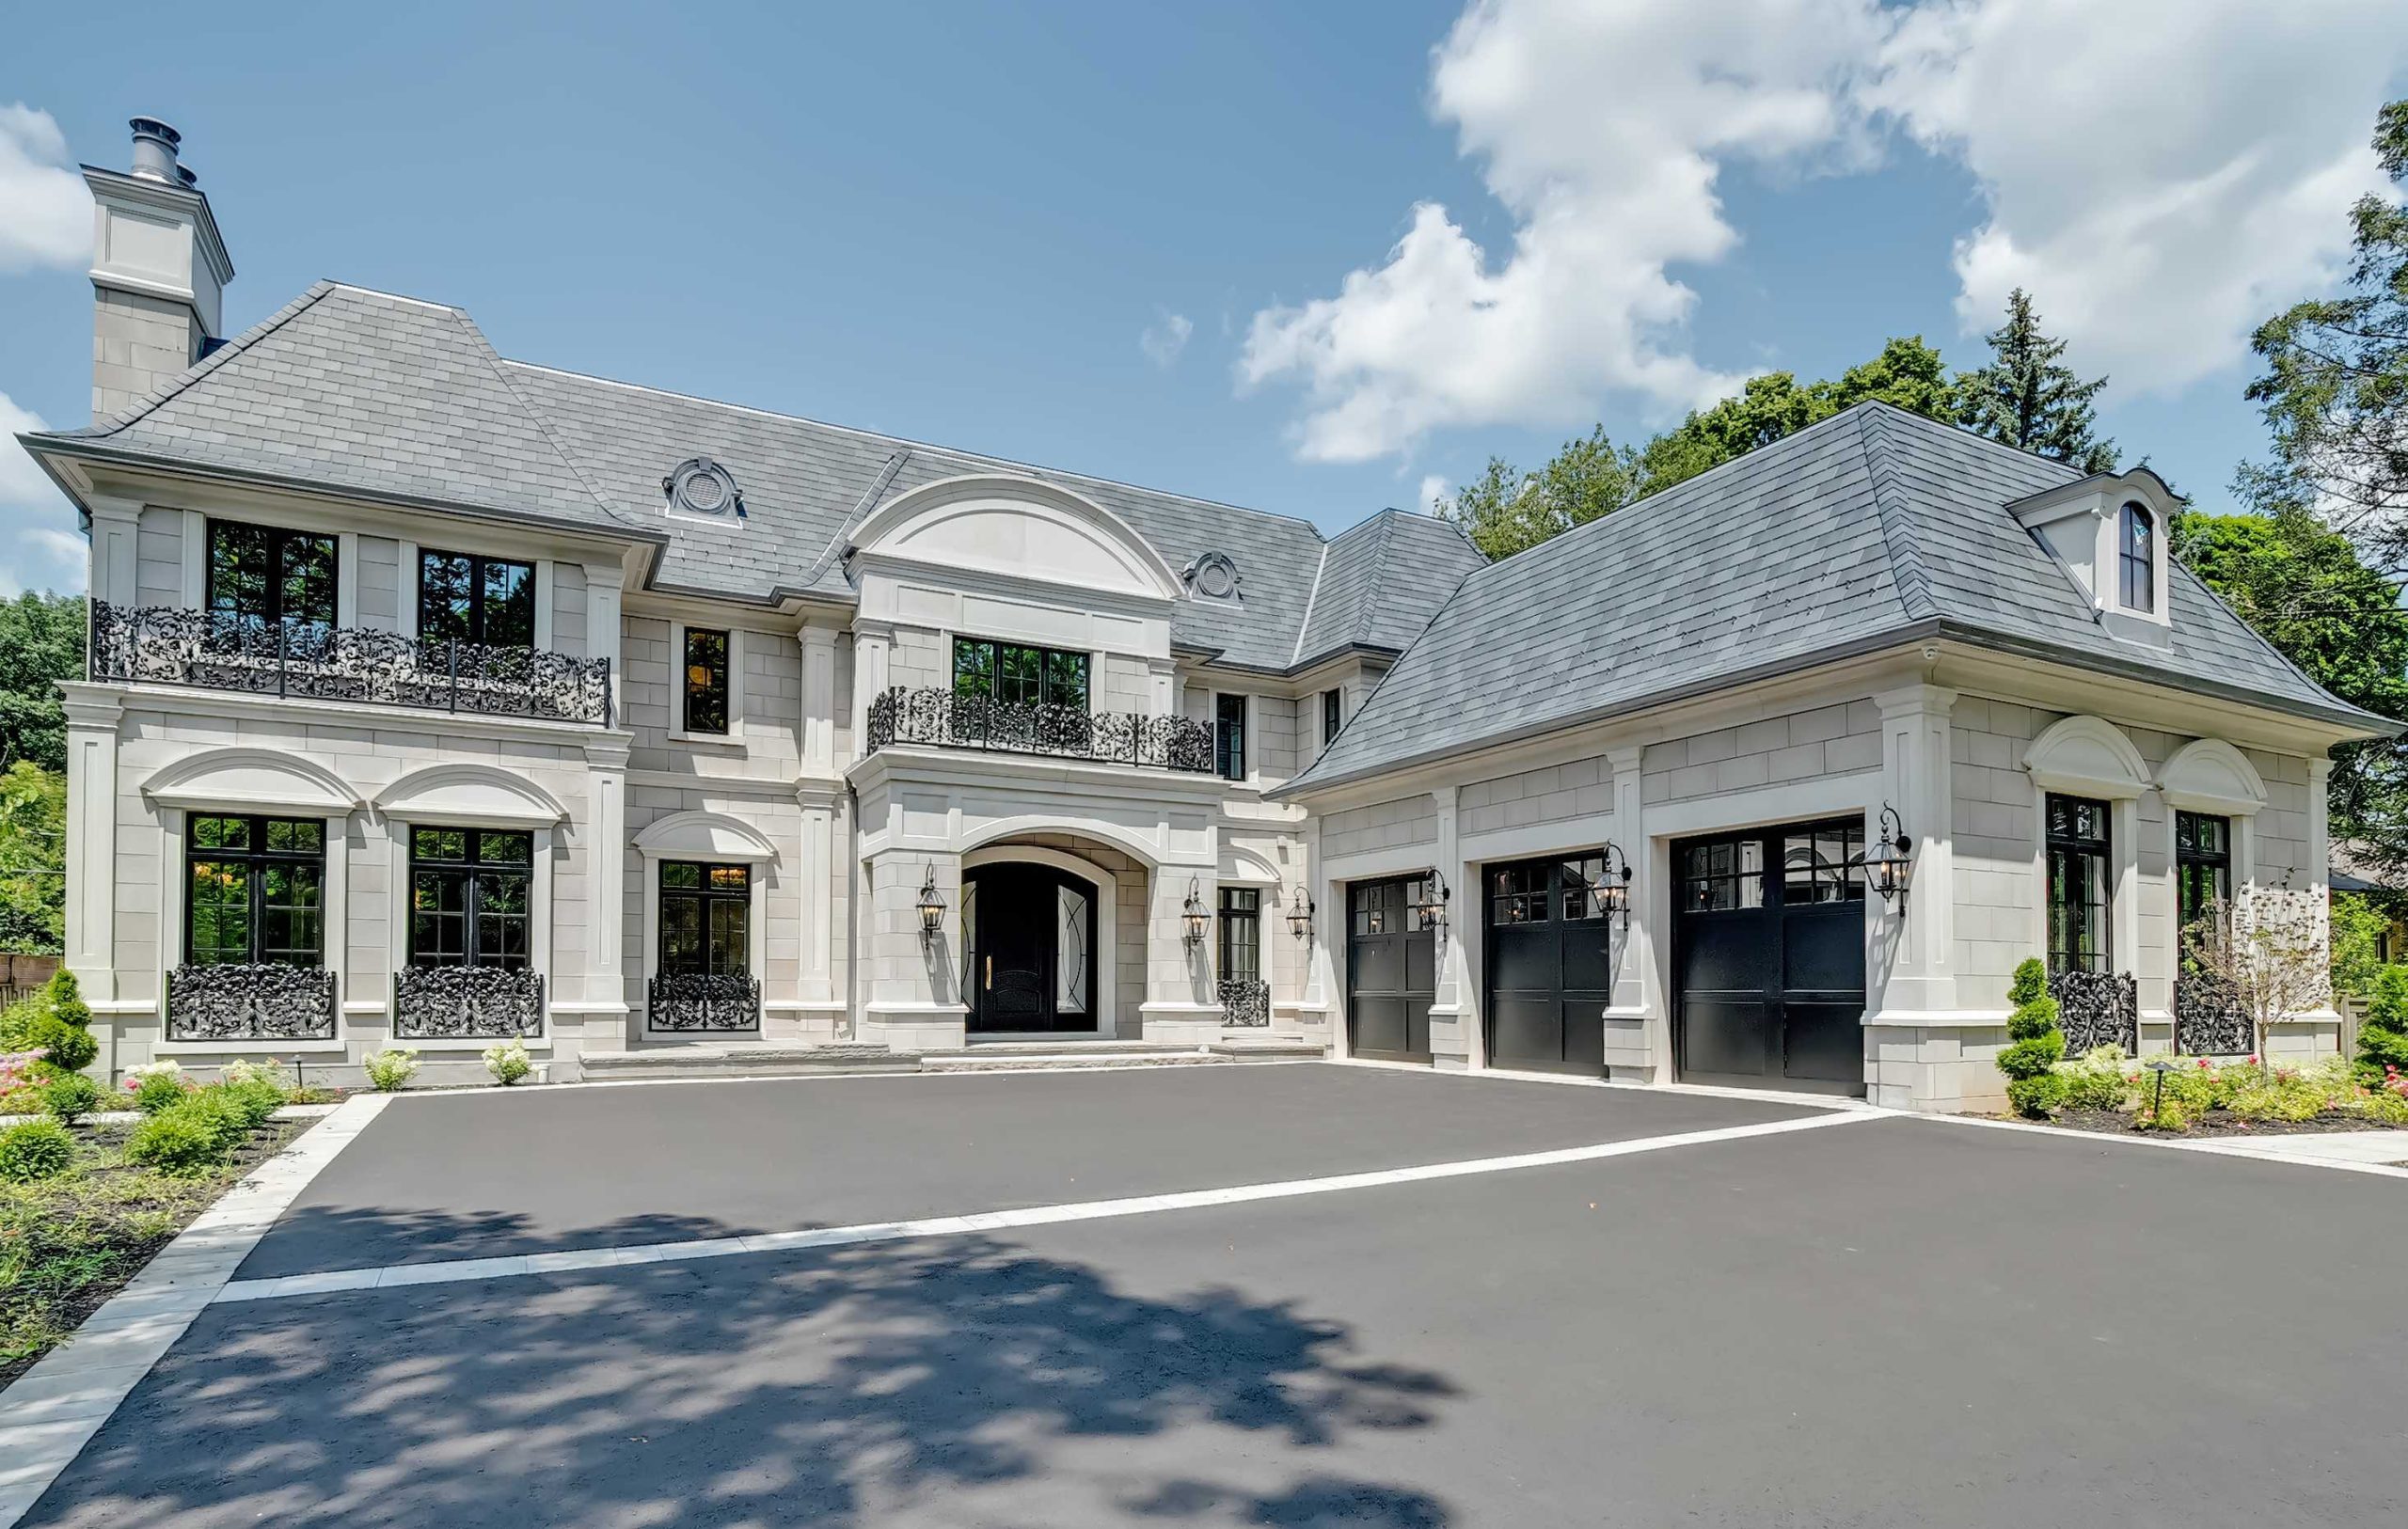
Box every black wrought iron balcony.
[166,962,337,1042]
[88,603,613,725]
[2050,969,2139,1056]
[647,972,761,1032]
[866,686,1214,773]
[1217,977,1271,1028]
[394,964,545,1041]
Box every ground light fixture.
[1856,804,1914,910]
[1182,877,1211,946]
[1412,874,1450,931]
[1288,890,1315,943]
[915,864,946,944]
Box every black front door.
[1671,819,1867,1095]
[964,864,1096,1033]
[1483,853,1614,1075]
[1347,875,1435,1064]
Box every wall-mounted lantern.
[1288,890,1315,943]
[1412,874,1451,931]
[1857,804,1914,910]
[1598,843,1635,927]
[915,864,946,945]
[1182,877,1211,946]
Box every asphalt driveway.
[20,1064,2408,1527]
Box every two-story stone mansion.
[20,121,2392,1111]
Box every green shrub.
[16,971,95,1077]
[40,1070,101,1125]
[2356,964,2408,1085]
[363,1048,420,1092]
[0,1117,75,1182]
[129,1069,188,1114]
[2055,1046,2132,1112]
[483,1037,531,1087]
[124,1102,230,1174]
[1995,958,2066,1117]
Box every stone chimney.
[84,117,235,420]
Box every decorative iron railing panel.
[2173,972,2252,1056]
[1217,978,1271,1028]
[647,972,761,1032]
[395,964,545,1040]
[2051,969,2139,1057]
[866,686,1214,774]
[166,963,338,1042]
[89,603,612,725]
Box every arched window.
[2118,502,2155,612]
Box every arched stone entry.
[959,842,1135,1036]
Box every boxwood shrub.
[0,1117,76,1183]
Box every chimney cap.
[128,117,183,183]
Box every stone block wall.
[1642,701,1881,804]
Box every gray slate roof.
[31,282,1484,675]
[1288,403,2387,795]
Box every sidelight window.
[2046,795,2112,974]
[408,827,532,969]
[186,814,325,967]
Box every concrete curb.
[0,1094,388,1526]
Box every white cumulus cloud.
[1417,473,1451,513]
[0,103,91,273]
[1139,309,1195,368]
[1243,0,2408,460]
[0,392,85,596]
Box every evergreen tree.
[1957,289,2116,472]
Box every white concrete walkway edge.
[214,1107,1885,1305]
[0,1094,389,1528]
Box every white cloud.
[1417,473,1451,513]
[0,392,85,596]
[1243,0,2408,460]
[1139,309,1195,368]
[0,103,90,274]
[1866,0,2405,396]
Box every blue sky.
[4,0,2404,596]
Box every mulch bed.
[1,1116,309,1390]
[2033,1109,2408,1139]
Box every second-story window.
[1215,693,1247,780]
[420,550,535,649]
[2118,503,2155,613]
[207,520,336,631]
[683,628,731,734]
[952,638,1089,711]
[1322,688,1342,751]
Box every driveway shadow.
[33,1223,1462,1528]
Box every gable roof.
[26,282,1484,674]
[1284,402,2389,796]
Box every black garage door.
[1672,819,1867,1095]
[1484,853,1613,1075]
[1347,875,1435,1064]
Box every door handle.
[985,956,992,990]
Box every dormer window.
[2118,502,2155,613]
[1183,551,1242,602]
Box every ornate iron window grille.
[166,963,338,1042]
[2173,971,2252,1056]
[1216,977,1271,1028]
[394,965,545,1041]
[2050,969,2139,1056]
[865,686,1214,773]
[647,971,761,1032]
[87,602,613,726]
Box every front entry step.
[578,1036,1326,1082]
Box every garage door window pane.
[1682,839,1763,911]
[1490,863,1547,925]
[1559,855,1608,922]
[1782,825,1863,905]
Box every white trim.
[2023,715,2153,799]
[533,560,555,654]
[178,508,206,606]
[632,809,781,863]
[397,538,419,638]
[334,531,359,628]
[371,763,569,828]
[140,748,362,815]
[848,473,1188,604]
[2157,738,2268,816]
[960,843,1122,1038]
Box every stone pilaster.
[61,686,125,1004]
[1602,745,1656,1080]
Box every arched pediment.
[141,749,361,815]
[849,474,1185,603]
[2023,716,2152,799]
[1221,843,1282,886]
[372,764,569,828]
[632,810,780,863]
[2158,738,2268,815]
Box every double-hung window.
[659,862,750,976]
[2045,795,2112,974]
[185,814,325,968]
[682,627,731,734]
[407,828,533,969]
[951,638,1089,711]
[1215,694,1247,780]
[420,550,536,648]
[206,520,337,633]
